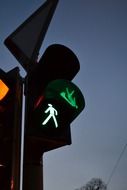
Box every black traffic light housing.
[25,44,84,153]
[25,44,80,109]
[0,67,22,190]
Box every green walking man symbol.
[42,103,58,128]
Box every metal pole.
[23,138,43,190]
[23,160,43,190]
[11,68,23,190]
[22,68,44,190]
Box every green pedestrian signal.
[42,103,58,128]
[31,79,85,145]
[23,44,85,152]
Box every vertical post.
[23,160,43,190]
[23,71,44,190]
[23,138,43,190]
[11,68,23,190]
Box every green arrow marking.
[60,88,78,109]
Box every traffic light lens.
[0,79,9,101]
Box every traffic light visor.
[0,79,9,101]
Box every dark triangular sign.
[4,0,59,71]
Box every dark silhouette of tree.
[75,178,107,190]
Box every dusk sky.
[0,0,127,190]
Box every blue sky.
[0,0,127,190]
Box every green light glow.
[44,79,85,123]
[60,88,78,109]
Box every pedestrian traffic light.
[25,44,85,152]
[0,67,22,190]
[34,79,85,128]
